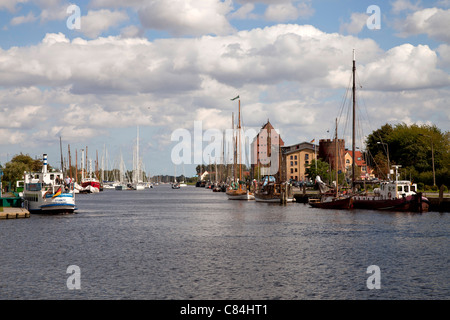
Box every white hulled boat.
[23,154,76,214]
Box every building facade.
[251,120,284,181]
[344,150,374,180]
[281,142,317,182]
[318,138,346,173]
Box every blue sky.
[0,0,449,177]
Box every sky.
[0,0,449,177]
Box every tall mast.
[60,136,64,174]
[352,49,356,192]
[335,118,338,197]
[232,112,236,183]
[238,99,242,191]
[68,144,72,180]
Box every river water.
[1,184,448,300]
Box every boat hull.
[226,190,255,200]
[255,194,294,203]
[309,197,353,209]
[352,194,429,212]
[25,193,76,214]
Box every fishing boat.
[344,50,428,212]
[352,165,429,212]
[255,175,294,203]
[23,154,76,214]
[226,96,255,200]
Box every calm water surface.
[1,185,448,300]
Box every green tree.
[305,159,329,182]
[366,123,449,186]
[2,154,47,190]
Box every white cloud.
[10,11,37,25]
[264,1,314,22]
[229,3,255,20]
[396,7,450,43]
[138,0,235,36]
[391,0,421,14]
[79,9,129,38]
[358,44,450,91]
[339,12,368,35]
[0,0,28,12]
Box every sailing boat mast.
[238,99,242,191]
[335,118,338,197]
[352,49,356,191]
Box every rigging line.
[337,71,353,146]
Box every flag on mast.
[231,95,239,101]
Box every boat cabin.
[375,180,418,199]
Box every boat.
[172,182,180,189]
[226,96,255,200]
[255,175,294,203]
[131,126,146,190]
[23,154,76,214]
[79,149,100,193]
[352,165,429,212]
[308,175,353,209]
[344,50,428,213]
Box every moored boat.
[255,176,294,203]
[23,154,76,214]
[352,166,429,212]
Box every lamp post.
[419,134,436,186]
[377,142,390,179]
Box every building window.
[305,154,309,160]
[305,161,309,165]
[290,155,293,160]
[295,161,297,166]
[290,161,293,166]
[346,159,350,164]
[290,168,294,173]
[294,155,297,160]
[295,168,298,172]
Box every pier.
[0,207,30,219]
[0,192,30,219]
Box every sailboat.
[172,165,180,189]
[131,126,145,190]
[346,50,428,212]
[226,96,255,200]
[115,152,128,190]
[309,119,353,209]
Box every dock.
[0,207,30,219]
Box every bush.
[417,182,424,191]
